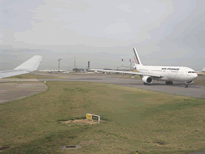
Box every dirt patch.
[62,119,105,124]
[153,141,166,145]
[0,146,10,151]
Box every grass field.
[194,75,205,86]
[194,80,205,86]
[0,82,205,154]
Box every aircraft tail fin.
[133,48,143,66]
[14,55,43,71]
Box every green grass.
[194,73,205,86]
[0,82,205,154]
[194,80,205,86]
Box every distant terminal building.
[38,69,65,73]
[72,61,91,72]
[73,68,88,72]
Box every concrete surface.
[0,81,47,103]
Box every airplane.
[0,55,43,79]
[91,48,198,88]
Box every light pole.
[58,59,62,71]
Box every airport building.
[73,68,88,72]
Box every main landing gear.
[165,81,173,85]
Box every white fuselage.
[136,65,198,82]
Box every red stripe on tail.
[134,56,138,64]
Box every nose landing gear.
[184,81,193,88]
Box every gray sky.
[0,0,204,70]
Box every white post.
[98,116,100,123]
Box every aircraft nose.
[193,73,198,79]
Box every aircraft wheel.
[185,84,188,88]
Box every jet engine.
[142,76,153,84]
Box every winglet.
[14,55,43,71]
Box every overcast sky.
[0,0,204,70]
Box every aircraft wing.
[91,69,161,78]
[0,55,43,79]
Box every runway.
[2,74,204,99]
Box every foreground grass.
[0,82,205,154]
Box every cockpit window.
[188,71,196,73]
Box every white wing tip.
[14,55,43,71]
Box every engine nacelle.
[142,76,153,84]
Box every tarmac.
[1,75,205,99]
[0,79,47,103]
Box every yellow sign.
[86,113,92,120]
[86,113,100,122]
